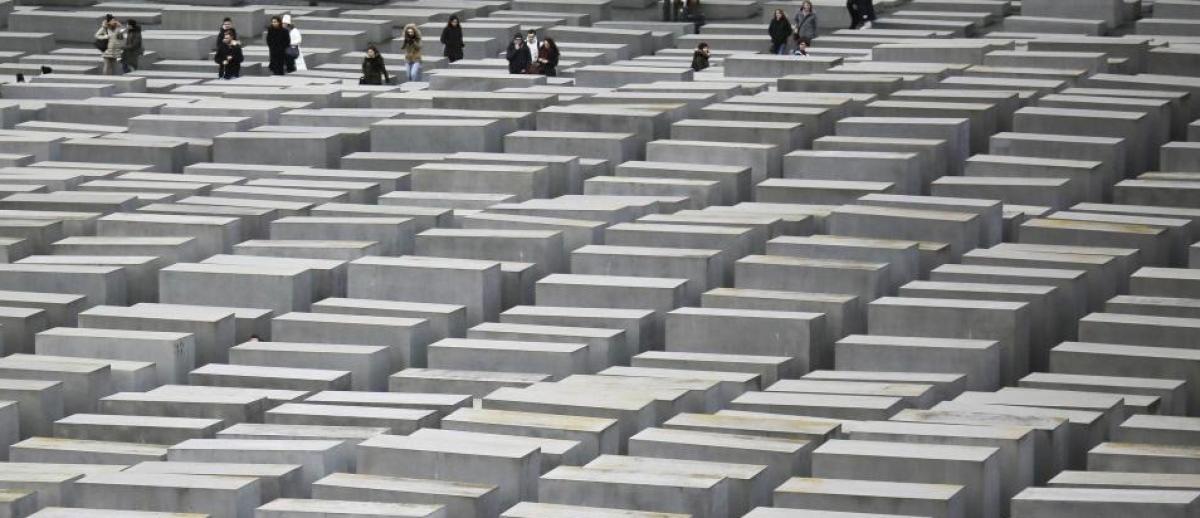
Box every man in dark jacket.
[216,17,237,50]
[505,33,531,74]
[215,32,243,79]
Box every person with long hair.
[440,15,464,63]
[401,24,422,81]
[361,44,389,84]
[536,37,560,77]
[265,16,288,75]
[768,8,793,54]
[794,1,817,46]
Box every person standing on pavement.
[216,17,238,50]
[265,16,289,75]
[768,8,793,54]
[440,15,464,63]
[94,15,125,75]
[849,0,875,29]
[283,14,305,72]
[122,19,143,72]
[524,30,538,63]
[794,1,817,46]
[401,24,422,81]
[215,31,243,79]
[535,37,559,77]
[506,33,531,74]
[360,44,389,84]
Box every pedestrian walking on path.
[441,15,464,63]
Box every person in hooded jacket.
[215,31,243,79]
[505,33,531,74]
[440,15,464,63]
[361,44,389,85]
[768,9,793,54]
[122,19,143,72]
[691,42,710,72]
[265,16,289,75]
[401,24,422,81]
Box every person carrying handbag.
[283,14,305,72]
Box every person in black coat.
[535,37,560,77]
[361,44,389,85]
[216,17,238,50]
[265,16,289,75]
[215,32,243,79]
[768,9,793,54]
[440,15,464,63]
[848,0,875,29]
[691,42,710,72]
[122,19,143,73]
[505,33,531,74]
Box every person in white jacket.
[282,14,306,72]
[524,30,538,64]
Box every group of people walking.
[505,31,560,76]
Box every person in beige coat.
[401,24,422,82]
[94,15,126,75]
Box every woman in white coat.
[282,14,306,72]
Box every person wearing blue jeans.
[406,61,421,82]
[401,24,422,82]
[768,8,793,54]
